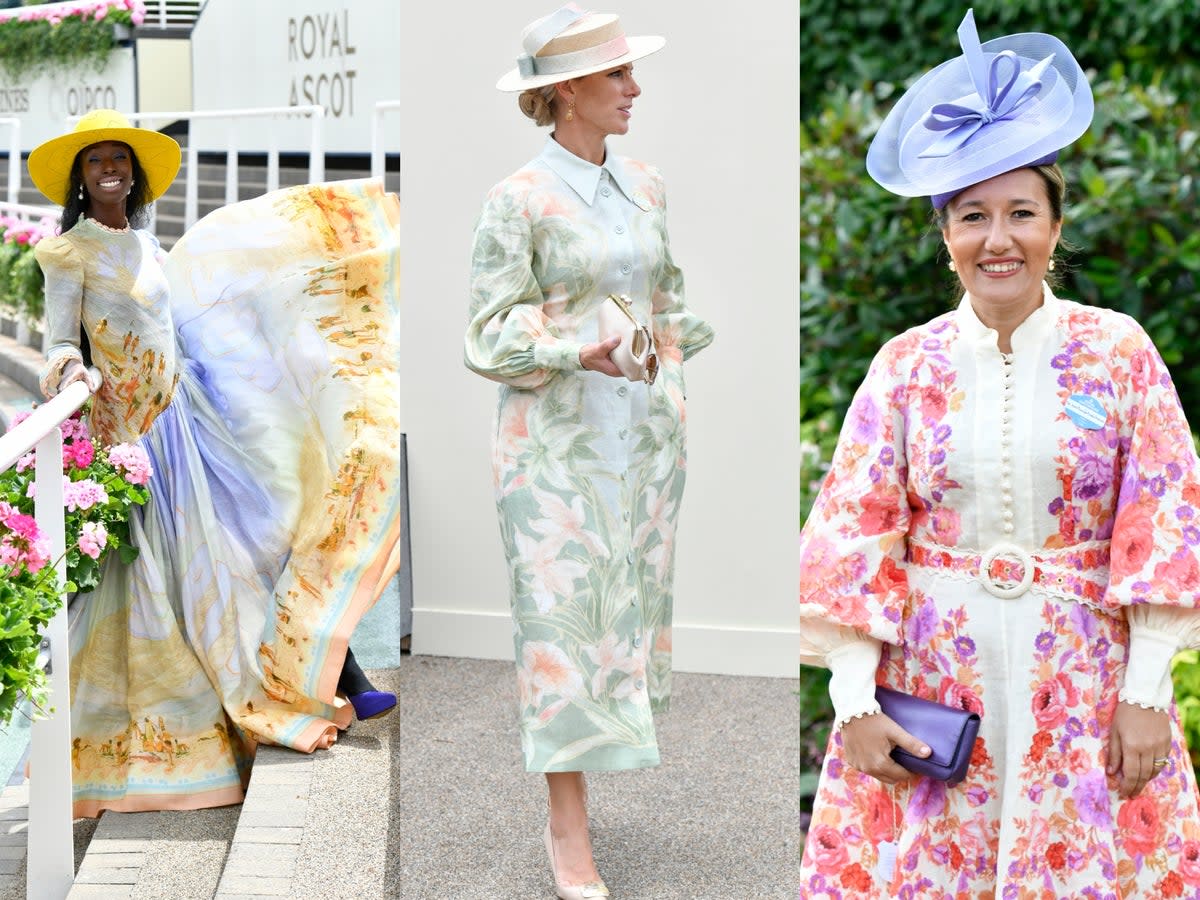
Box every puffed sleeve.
[33,235,84,396]
[1100,319,1200,709]
[648,175,714,364]
[464,182,585,388]
[799,334,915,648]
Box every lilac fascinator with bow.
[866,8,1093,208]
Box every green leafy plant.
[1,406,151,595]
[0,0,144,80]
[0,215,55,326]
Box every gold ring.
[1152,757,1169,768]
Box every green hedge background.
[800,0,1200,811]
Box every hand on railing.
[46,360,100,400]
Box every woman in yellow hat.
[26,109,402,816]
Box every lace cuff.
[826,638,883,728]
[1119,627,1178,712]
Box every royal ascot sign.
[0,47,135,152]
[191,0,400,155]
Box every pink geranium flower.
[63,478,109,512]
[78,522,107,560]
[107,444,153,485]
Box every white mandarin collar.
[539,136,637,206]
[955,282,1060,353]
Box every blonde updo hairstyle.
[518,85,559,127]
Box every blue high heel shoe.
[348,690,396,720]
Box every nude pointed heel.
[543,822,610,899]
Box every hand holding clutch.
[597,293,658,385]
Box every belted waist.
[906,539,1110,604]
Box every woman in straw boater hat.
[27,109,402,816]
[799,9,1200,896]
[464,6,713,898]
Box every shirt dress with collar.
[465,136,713,772]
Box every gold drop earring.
[566,101,575,122]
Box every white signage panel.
[0,48,136,152]
[191,0,400,155]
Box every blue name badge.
[1065,393,1108,430]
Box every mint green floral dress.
[465,137,713,772]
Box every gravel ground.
[396,655,800,899]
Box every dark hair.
[60,142,152,233]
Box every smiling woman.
[465,6,714,898]
[799,9,1200,898]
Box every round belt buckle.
[979,542,1034,599]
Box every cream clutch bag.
[598,293,658,385]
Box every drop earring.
[566,101,575,122]
[947,260,956,272]
[78,185,84,200]
[1048,259,1056,271]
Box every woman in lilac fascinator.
[799,9,1200,896]
[465,5,713,899]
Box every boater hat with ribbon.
[496,4,664,92]
[866,9,1093,209]
[28,108,181,207]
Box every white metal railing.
[100,107,325,230]
[142,0,206,29]
[370,100,400,184]
[0,374,99,900]
[0,119,20,205]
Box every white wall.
[399,1,798,677]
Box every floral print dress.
[465,137,713,772]
[37,181,402,816]
[799,287,1200,898]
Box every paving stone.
[77,852,146,869]
[215,874,293,895]
[236,808,307,828]
[242,785,310,802]
[80,838,154,853]
[66,885,133,898]
[0,858,17,875]
[0,847,23,860]
[71,867,140,884]
[228,826,302,845]
[0,833,26,846]
[247,768,312,785]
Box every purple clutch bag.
[875,686,981,787]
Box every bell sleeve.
[33,235,84,396]
[800,334,914,651]
[648,175,714,364]
[1100,318,1200,710]
[464,183,584,389]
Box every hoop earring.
[566,101,575,122]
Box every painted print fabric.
[798,287,1200,898]
[37,180,402,816]
[465,137,713,772]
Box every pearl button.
[632,636,642,648]
[622,511,630,521]
[1002,493,1012,504]
[618,428,628,439]
[626,551,634,564]
[617,385,628,397]
[615,224,625,234]
[1003,510,1014,520]
[601,187,612,197]
[1003,523,1015,534]
[620,263,632,274]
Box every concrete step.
[0,666,397,898]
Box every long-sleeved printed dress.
[799,287,1200,898]
[465,137,713,772]
[36,180,402,816]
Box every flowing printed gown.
[35,179,401,816]
[799,287,1200,899]
[465,137,713,772]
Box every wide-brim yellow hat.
[28,109,181,206]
